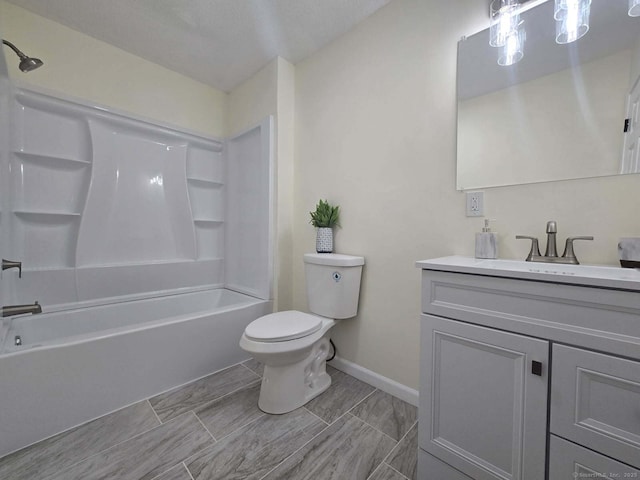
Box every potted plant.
[309,199,340,253]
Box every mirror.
[456,0,640,190]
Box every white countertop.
[416,256,640,292]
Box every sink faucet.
[516,221,593,265]
[2,301,42,317]
[544,221,558,257]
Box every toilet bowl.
[240,311,335,414]
[240,253,364,414]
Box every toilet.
[239,253,365,414]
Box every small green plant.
[309,199,340,228]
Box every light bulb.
[555,0,591,44]
[490,0,521,47]
[498,25,525,66]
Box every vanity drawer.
[551,344,640,469]
[421,270,640,361]
[549,435,640,478]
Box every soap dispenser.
[475,219,498,259]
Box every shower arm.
[2,39,28,59]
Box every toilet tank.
[303,253,365,319]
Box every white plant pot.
[316,228,333,253]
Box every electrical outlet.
[466,191,484,217]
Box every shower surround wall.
[6,87,271,308]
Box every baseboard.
[328,356,419,407]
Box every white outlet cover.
[466,191,484,217]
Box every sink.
[416,256,640,291]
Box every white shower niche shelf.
[11,154,91,213]
[186,144,223,182]
[14,151,91,166]
[187,180,224,222]
[5,88,274,307]
[194,221,225,261]
[13,93,92,162]
[13,211,82,217]
[13,210,81,269]
[187,177,224,186]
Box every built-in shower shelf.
[14,151,91,166]
[193,218,224,224]
[22,266,76,273]
[14,210,82,219]
[187,177,223,187]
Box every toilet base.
[257,335,332,414]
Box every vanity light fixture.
[554,0,592,44]
[489,0,639,66]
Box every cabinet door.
[419,314,549,480]
[549,435,640,478]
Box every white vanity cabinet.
[417,257,640,480]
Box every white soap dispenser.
[475,219,498,259]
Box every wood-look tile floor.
[0,362,418,480]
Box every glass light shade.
[555,0,591,44]
[490,0,521,47]
[630,0,640,17]
[498,25,525,66]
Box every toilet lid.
[244,311,323,342]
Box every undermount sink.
[416,256,640,292]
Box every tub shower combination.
[0,87,274,457]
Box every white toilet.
[239,253,365,414]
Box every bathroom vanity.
[416,256,640,479]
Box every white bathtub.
[0,288,272,457]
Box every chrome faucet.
[2,301,42,317]
[516,221,593,265]
[544,221,558,257]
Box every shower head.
[2,39,43,72]
[18,56,44,72]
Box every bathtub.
[0,288,272,457]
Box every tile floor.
[0,361,418,480]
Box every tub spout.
[2,301,41,317]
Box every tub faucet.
[2,301,42,317]
[516,221,593,265]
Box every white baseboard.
[328,356,419,407]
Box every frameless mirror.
[456,0,640,190]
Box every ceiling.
[7,0,392,92]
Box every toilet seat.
[244,311,323,342]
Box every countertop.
[416,256,640,292]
